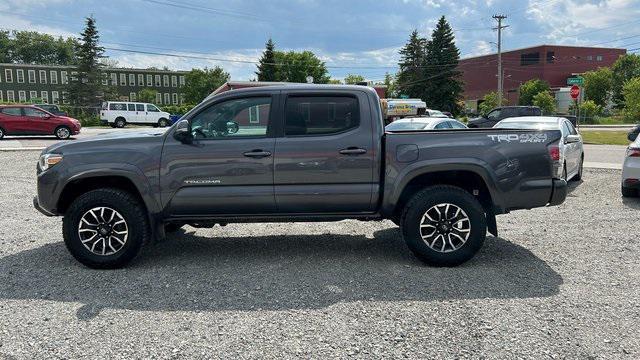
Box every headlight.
[39,154,63,171]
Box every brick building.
[0,63,187,106]
[458,45,626,110]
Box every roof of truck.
[210,84,380,96]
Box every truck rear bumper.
[548,179,567,206]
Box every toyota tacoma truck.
[34,85,567,269]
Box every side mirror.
[628,132,638,142]
[44,114,51,119]
[565,134,581,144]
[173,119,192,143]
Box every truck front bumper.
[548,179,567,206]
[33,196,56,216]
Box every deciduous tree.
[183,67,230,104]
[518,79,550,106]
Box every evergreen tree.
[422,16,463,115]
[67,16,105,114]
[256,38,278,81]
[396,30,427,99]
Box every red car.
[0,105,81,140]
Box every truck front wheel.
[400,185,486,267]
[62,188,150,269]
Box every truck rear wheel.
[400,185,486,267]
[62,188,149,269]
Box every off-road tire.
[401,185,486,267]
[62,188,149,269]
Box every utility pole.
[493,14,508,106]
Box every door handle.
[243,150,272,158]
[339,147,367,155]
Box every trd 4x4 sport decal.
[487,133,548,143]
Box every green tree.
[138,88,158,103]
[67,17,105,113]
[612,54,640,107]
[422,16,463,115]
[255,38,278,82]
[273,50,330,83]
[532,91,556,115]
[375,72,397,98]
[7,30,77,65]
[623,77,640,121]
[396,30,427,99]
[478,92,505,116]
[0,30,11,63]
[343,74,366,84]
[518,79,550,106]
[578,100,603,123]
[184,66,230,104]
[583,67,613,107]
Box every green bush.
[532,91,556,115]
[161,104,195,115]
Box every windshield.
[386,121,429,131]
[494,121,558,130]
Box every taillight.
[548,145,560,161]
[626,147,640,157]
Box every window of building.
[163,75,169,87]
[41,91,48,103]
[18,90,26,102]
[180,93,185,104]
[130,92,137,102]
[61,71,68,84]
[164,93,170,104]
[101,73,108,85]
[52,91,59,104]
[190,97,272,139]
[156,92,162,104]
[179,75,185,86]
[129,73,136,86]
[29,90,37,100]
[62,91,69,104]
[5,69,13,83]
[520,52,540,66]
[596,55,603,61]
[138,74,144,86]
[284,96,359,136]
[587,55,593,61]
[172,93,178,105]
[0,91,3,102]
[171,75,177,87]
[120,73,127,86]
[147,74,153,86]
[17,69,24,83]
[7,90,15,102]
[546,51,555,64]
[155,75,161,87]
[50,71,58,84]
[39,70,47,84]
[28,70,36,83]
[110,73,117,85]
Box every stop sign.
[570,85,580,99]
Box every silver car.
[494,116,584,181]
[386,117,467,131]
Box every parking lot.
[0,151,637,358]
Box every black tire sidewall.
[159,118,168,127]
[55,126,71,140]
[401,186,486,267]
[0,127,4,139]
[62,189,147,268]
[115,118,126,128]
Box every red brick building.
[458,45,626,108]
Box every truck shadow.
[0,227,562,319]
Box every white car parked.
[494,116,584,181]
[100,102,171,128]
[621,132,640,197]
[385,117,467,131]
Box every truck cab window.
[285,96,359,136]
[189,97,271,139]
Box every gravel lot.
[0,151,638,359]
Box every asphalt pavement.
[0,151,638,358]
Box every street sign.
[570,85,580,99]
[567,77,584,86]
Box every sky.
[1,0,639,81]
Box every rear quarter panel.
[383,129,562,215]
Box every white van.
[100,102,171,128]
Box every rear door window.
[109,103,127,111]
[127,104,136,111]
[1,107,22,116]
[284,96,359,136]
[136,104,145,111]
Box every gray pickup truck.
[34,85,567,269]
